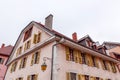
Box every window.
[19,57,27,69]
[85,75,89,80]
[81,53,86,64]
[65,47,74,61]
[24,40,31,51]
[16,46,22,56]
[69,48,74,61]
[92,56,96,67]
[16,77,23,80]
[66,72,76,80]
[31,51,40,66]
[23,27,33,41]
[33,32,41,44]
[0,58,4,64]
[110,62,117,73]
[10,61,17,73]
[27,74,38,80]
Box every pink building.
[0,44,13,80]
[4,14,120,80]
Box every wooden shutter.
[74,50,78,63]
[27,75,30,80]
[90,76,95,80]
[35,74,38,80]
[106,61,110,71]
[81,75,85,80]
[66,72,70,80]
[65,46,70,61]
[95,57,99,68]
[37,32,41,43]
[19,59,22,69]
[31,54,35,66]
[24,43,27,51]
[100,59,105,70]
[86,54,91,66]
[36,51,40,64]
[78,51,82,64]
[24,57,27,68]
[33,34,37,44]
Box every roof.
[77,35,94,43]
[0,45,13,56]
[103,41,120,46]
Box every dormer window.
[23,27,33,42]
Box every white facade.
[4,17,120,80]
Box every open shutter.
[35,74,38,80]
[33,34,37,44]
[24,43,27,51]
[81,75,85,80]
[36,51,40,64]
[74,50,78,63]
[78,51,82,64]
[24,57,27,68]
[37,32,41,43]
[66,72,70,80]
[31,54,34,66]
[100,59,105,70]
[19,59,22,69]
[27,75,30,80]
[95,57,99,68]
[65,46,70,61]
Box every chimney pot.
[72,32,77,41]
[1,43,5,48]
[45,14,53,30]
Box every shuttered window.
[66,72,76,80]
[86,54,93,66]
[33,32,41,44]
[27,74,38,80]
[31,51,40,66]
[110,62,117,73]
[10,61,17,73]
[81,53,86,64]
[16,46,22,56]
[24,40,31,51]
[19,57,27,69]
[16,77,23,80]
[95,57,99,68]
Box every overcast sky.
[0,0,120,46]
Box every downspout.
[51,38,65,80]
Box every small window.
[10,61,17,73]
[27,74,38,80]
[23,27,33,41]
[31,51,40,66]
[0,58,4,64]
[19,57,27,69]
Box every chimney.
[1,43,5,48]
[72,32,77,41]
[45,14,53,30]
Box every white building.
[5,14,120,80]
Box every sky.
[0,0,120,46]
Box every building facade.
[5,15,120,80]
[0,44,13,80]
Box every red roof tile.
[0,45,13,56]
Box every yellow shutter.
[78,74,83,80]
[66,72,70,80]
[27,75,30,80]
[35,74,38,80]
[19,59,22,69]
[86,54,91,66]
[74,50,78,63]
[65,46,70,61]
[33,34,37,44]
[31,54,34,66]
[81,75,85,80]
[78,51,82,64]
[95,57,99,68]
[100,59,105,70]
[106,61,110,71]
[10,64,13,73]
[24,57,27,68]
[37,32,41,43]
[90,76,95,80]
[24,43,27,51]
[28,40,31,49]
[36,51,40,64]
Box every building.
[0,44,13,80]
[5,14,120,80]
[103,42,120,72]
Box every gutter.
[51,38,65,80]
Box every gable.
[7,21,54,65]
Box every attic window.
[23,27,33,41]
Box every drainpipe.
[51,38,65,80]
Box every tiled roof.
[0,45,13,56]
